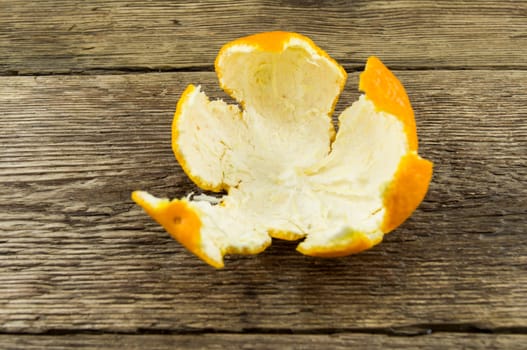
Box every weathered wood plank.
[1,0,527,74]
[0,71,526,333]
[1,333,527,350]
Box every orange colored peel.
[133,32,433,268]
[360,56,418,151]
[381,153,433,233]
[216,31,343,67]
[219,31,299,53]
[268,229,305,241]
[297,231,379,258]
[131,191,223,268]
[358,57,433,233]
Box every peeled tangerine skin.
[132,32,433,268]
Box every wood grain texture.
[1,333,527,350]
[0,71,525,334]
[2,0,527,75]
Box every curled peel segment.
[360,56,418,151]
[132,191,224,268]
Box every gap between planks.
[1,333,526,350]
[2,324,527,337]
[3,64,527,77]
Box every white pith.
[143,39,409,266]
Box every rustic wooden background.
[1,1,526,349]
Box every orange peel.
[132,32,433,268]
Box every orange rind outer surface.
[359,56,433,233]
[360,56,418,151]
[131,191,224,268]
[381,153,433,233]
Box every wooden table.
[1,1,526,348]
